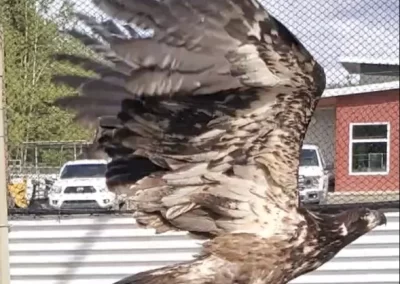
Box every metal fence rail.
[1,0,399,213]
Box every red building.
[304,58,399,193]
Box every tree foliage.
[1,0,94,167]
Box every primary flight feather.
[52,0,387,283]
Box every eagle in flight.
[52,0,387,283]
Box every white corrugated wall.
[7,211,399,284]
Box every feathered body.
[52,0,387,283]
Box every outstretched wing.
[53,0,325,238]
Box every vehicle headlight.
[51,185,63,194]
[300,176,320,189]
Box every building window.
[349,123,390,175]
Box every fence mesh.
[1,0,399,215]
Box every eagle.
[51,0,388,283]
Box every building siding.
[335,90,399,192]
[7,212,400,284]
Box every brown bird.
[52,0,388,283]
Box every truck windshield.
[300,149,320,167]
[60,164,107,179]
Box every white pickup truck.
[48,159,117,210]
[298,144,330,205]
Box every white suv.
[48,159,116,210]
[298,144,330,205]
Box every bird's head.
[301,207,387,267]
[291,208,387,279]
[336,208,387,239]
[305,207,387,250]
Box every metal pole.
[0,25,11,284]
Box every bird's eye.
[365,211,370,217]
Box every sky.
[50,0,399,88]
[263,0,399,87]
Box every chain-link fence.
[1,0,399,215]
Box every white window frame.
[348,122,390,176]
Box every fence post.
[0,25,11,284]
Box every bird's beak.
[378,211,387,226]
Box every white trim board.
[348,122,391,176]
[323,81,399,98]
[338,56,400,66]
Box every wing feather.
[53,0,325,238]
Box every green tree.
[1,0,93,168]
